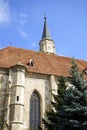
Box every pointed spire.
[39,16,56,54]
[42,16,51,39]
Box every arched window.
[30,91,41,130]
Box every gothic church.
[0,17,87,130]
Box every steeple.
[42,16,51,39]
[39,16,56,54]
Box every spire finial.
[44,14,47,21]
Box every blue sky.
[0,0,87,60]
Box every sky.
[0,0,87,60]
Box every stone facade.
[0,63,57,130]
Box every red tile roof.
[0,46,87,76]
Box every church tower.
[39,16,56,54]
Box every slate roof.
[0,46,87,77]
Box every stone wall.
[0,68,58,130]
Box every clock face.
[47,45,53,53]
[47,45,52,50]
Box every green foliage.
[0,121,4,130]
[42,59,87,130]
[56,59,87,130]
[0,117,9,130]
[42,76,67,130]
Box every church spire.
[42,16,51,39]
[39,16,56,54]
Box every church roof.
[0,46,87,77]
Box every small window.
[29,59,33,66]
[17,96,19,101]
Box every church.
[0,17,87,130]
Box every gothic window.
[30,91,41,130]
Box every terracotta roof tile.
[0,46,87,76]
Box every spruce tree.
[0,120,4,130]
[42,59,87,130]
[42,76,67,130]
[0,115,9,130]
[57,59,87,130]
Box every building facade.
[0,17,87,130]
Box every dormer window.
[28,59,33,67]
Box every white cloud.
[17,13,29,39]
[19,13,28,18]
[31,42,37,47]
[18,13,28,26]
[0,0,10,23]
[18,29,29,38]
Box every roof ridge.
[0,46,87,63]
